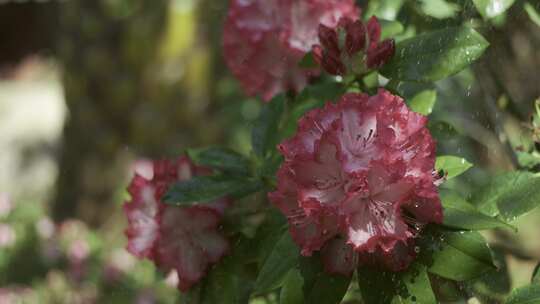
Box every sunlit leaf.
[381,27,489,82]
[435,156,473,179]
[426,231,495,281]
[473,0,516,18]
[474,171,540,222]
[532,263,540,284]
[420,0,460,19]
[365,0,405,20]
[409,90,437,115]
[380,19,404,39]
[440,190,514,231]
[525,2,540,27]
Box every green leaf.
[435,155,473,179]
[409,90,437,115]
[280,269,305,304]
[400,263,437,304]
[469,247,511,303]
[254,232,299,294]
[525,2,540,27]
[358,263,435,304]
[532,263,540,284]
[506,284,540,304]
[163,175,262,206]
[299,52,318,69]
[381,27,489,82]
[473,0,516,18]
[187,147,250,175]
[426,231,495,281]
[474,171,540,222]
[299,256,351,304]
[440,190,514,231]
[380,19,404,40]
[252,94,286,158]
[420,0,460,19]
[365,0,405,20]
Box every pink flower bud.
[367,39,395,69]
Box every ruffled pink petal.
[273,89,441,274]
[124,180,159,259]
[155,206,229,292]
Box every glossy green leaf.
[474,171,540,222]
[427,231,495,281]
[525,2,540,27]
[435,156,473,179]
[409,90,437,115]
[280,269,305,304]
[254,232,299,294]
[380,19,404,39]
[473,0,516,18]
[163,175,262,205]
[187,147,250,175]
[506,284,540,304]
[420,0,460,19]
[381,27,489,82]
[440,190,513,231]
[300,256,351,304]
[252,94,286,158]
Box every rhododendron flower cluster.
[124,156,230,291]
[269,89,443,275]
[223,0,359,101]
[312,16,395,76]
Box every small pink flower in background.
[0,224,16,248]
[269,89,442,275]
[223,0,359,101]
[124,156,230,291]
[35,217,55,239]
[0,194,12,218]
[312,16,395,76]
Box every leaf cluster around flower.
[312,16,395,76]
[269,89,443,275]
[123,156,230,291]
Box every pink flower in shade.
[269,89,443,276]
[312,16,395,76]
[124,156,230,292]
[223,0,360,101]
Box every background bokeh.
[0,0,539,303]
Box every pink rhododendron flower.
[269,89,442,275]
[312,16,395,76]
[124,156,230,291]
[223,0,359,101]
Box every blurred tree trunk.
[52,1,229,227]
[52,1,169,226]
